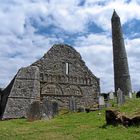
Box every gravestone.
[109,91,114,100]
[117,88,125,105]
[42,98,53,119]
[69,96,77,112]
[26,101,42,121]
[52,100,59,116]
[129,92,132,99]
[26,98,59,121]
[98,96,105,109]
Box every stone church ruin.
[0,44,100,119]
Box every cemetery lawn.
[0,98,140,140]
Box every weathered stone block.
[16,66,40,80]
[3,98,31,119]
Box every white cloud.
[74,33,140,92]
[125,38,140,91]
[74,33,113,92]
[0,0,140,93]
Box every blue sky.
[0,0,140,92]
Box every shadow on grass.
[98,124,108,129]
[99,123,120,129]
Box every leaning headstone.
[26,101,42,121]
[69,96,77,112]
[98,96,105,109]
[42,98,53,119]
[109,91,114,100]
[52,100,59,117]
[117,88,125,105]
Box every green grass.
[0,98,140,140]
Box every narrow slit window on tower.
[66,62,69,75]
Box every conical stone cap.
[111,10,120,21]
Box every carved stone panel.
[65,85,82,96]
[41,84,63,95]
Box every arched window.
[66,62,69,75]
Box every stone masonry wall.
[32,44,100,108]
[2,44,99,119]
[2,66,40,119]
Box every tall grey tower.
[111,10,132,95]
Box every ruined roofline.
[42,44,82,59]
[32,44,99,81]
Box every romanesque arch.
[65,85,82,96]
[41,83,63,95]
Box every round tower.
[111,10,132,95]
